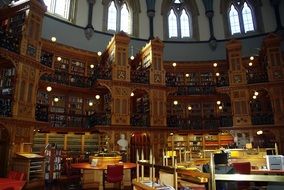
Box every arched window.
[120,3,129,33]
[103,0,141,37]
[168,9,178,38]
[229,5,241,34]
[162,0,199,40]
[107,1,117,31]
[180,9,190,38]
[43,0,75,22]
[242,2,254,33]
[221,0,261,37]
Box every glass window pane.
[54,0,70,19]
[44,0,53,12]
[120,3,129,33]
[107,1,117,31]
[242,2,254,33]
[180,9,190,38]
[168,9,178,38]
[229,5,241,34]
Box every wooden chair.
[7,171,26,181]
[232,162,251,190]
[103,164,124,190]
[59,161,82,190]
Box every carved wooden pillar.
[263,34,284,125]
[140,38,166,126]
[9,0,46,120]
[226,39,251,126]
[263,34,284,82]
[106,32,131,125]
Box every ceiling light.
[130,92,134,97]
[250,56,254,61]
[95,95,100,100]
[185,73,189,77]
[90,64,94,68]
[216,101,221,105]
[216,72,220,76]
[257,130,263,135]
[130,55,134,60]
[57,57,61,61]
[89,102,93,106]
[54,97,59,102]
[254,91,259,96]
[249,62,253,66]
[253,95,257,99]
[187,106,192,110]
[173,100,178,105]
[213,63,218,67]
[97,51,102,56]
[172,62,177,67]
[218,106,223,110]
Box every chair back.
[7,170,26,181]
[106,164,124,183]
[232,162,251,174]
[232,162,251,189]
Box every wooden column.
[263,34,284,125]
[105,32,131,125]
[226,39,251,126]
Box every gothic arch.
[161,0,200,40]
[102,0,141,37]
[220,0,264,38]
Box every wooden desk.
[0,178,26,190]
[251,170,284,175]
[71,162,136,190]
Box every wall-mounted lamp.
[95,95,100,100]
[187,105,192,110]
[46,86,52,92]
[51,37,56,42]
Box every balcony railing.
[251,113,274,125]
[131,113,149,126]
[131,70,149,84]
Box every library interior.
[0,0,284,190]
